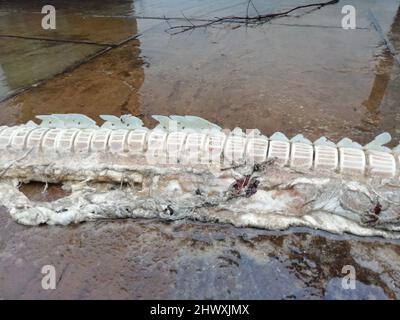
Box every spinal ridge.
[0,114,399,178]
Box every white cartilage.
[337,138,362,150]
[314,145,338,171]
[0,127,20,149]
[396,154,400,177]
[0,126,7,137]
[11,127,37,150]
[223,134,246,165]
[364,132,392,153]
[147,130,168,162]
[126,129,148,153]
[55,129,79,153]
[182,115,221,131]
[148,131,167,150]
[169,115,187,131]
[52,114,97,129]
[290,143,314,169]
[339,147,366,175]
[36,115,64,128]
[184,132,207,163]
[367,150,396,178]
[167,131,187,163]
[74,129,96,153]
[26,128,50,150]
[291,134,312,145]
[268,140,290,166]
[91,129,111,152]
[152,115,172,131]
[42,129,63,152]
[101,115,143,130]
[245,136,269,164]
[204,132,227,164]
[108,129,129,153]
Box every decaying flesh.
[1,148,400,239]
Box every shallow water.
[0,0,400,299]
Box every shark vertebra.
[0,114,399,238]
[0,114,398,178]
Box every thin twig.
[246,0,251,21]
[251,0,261,17]
[167,0,339,34]
[164,15,173,29]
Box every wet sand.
[2,202,400,300]
[1,0,400,299]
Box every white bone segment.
[52,114,97,129]
[270,132,289,142]
[0,127,20,148]
[167,131,187,163]
[126,129,148,153]
[101,115,143,130]
[11,127,37,150]
[245,136,269,164]
[26,128,50,150]
[2,113,400,179]
[42,129,63,152]
[396,154,400,177]
[268,140,290,166]
[204,132,227,163]
[120,115,143,129]
[74,129,96,153]
[337,138,362,149]
[147,130,168,162]
[36,115,64,128]
[100,115,122,129]
[184,115,222,131]
[339,147,366,175]
[314,145,338,171]
[108,129,129,153]
[0,126,8,138]
[91,129,111,152]
[290,143,314,169]
[148,131,167,150]
[152,115,171,130]
[314,136,336,148]
[169,115,187,131]
[56,128,79,153]
[291,134,312,145]
[184,132,207,162]
[364,132,392,152]
[223,134,246,165]
[367,151,396,178]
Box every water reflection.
[362,5,400,131]
[1,0,400,144]
[0,64,10,99]
[0,0,140,101]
